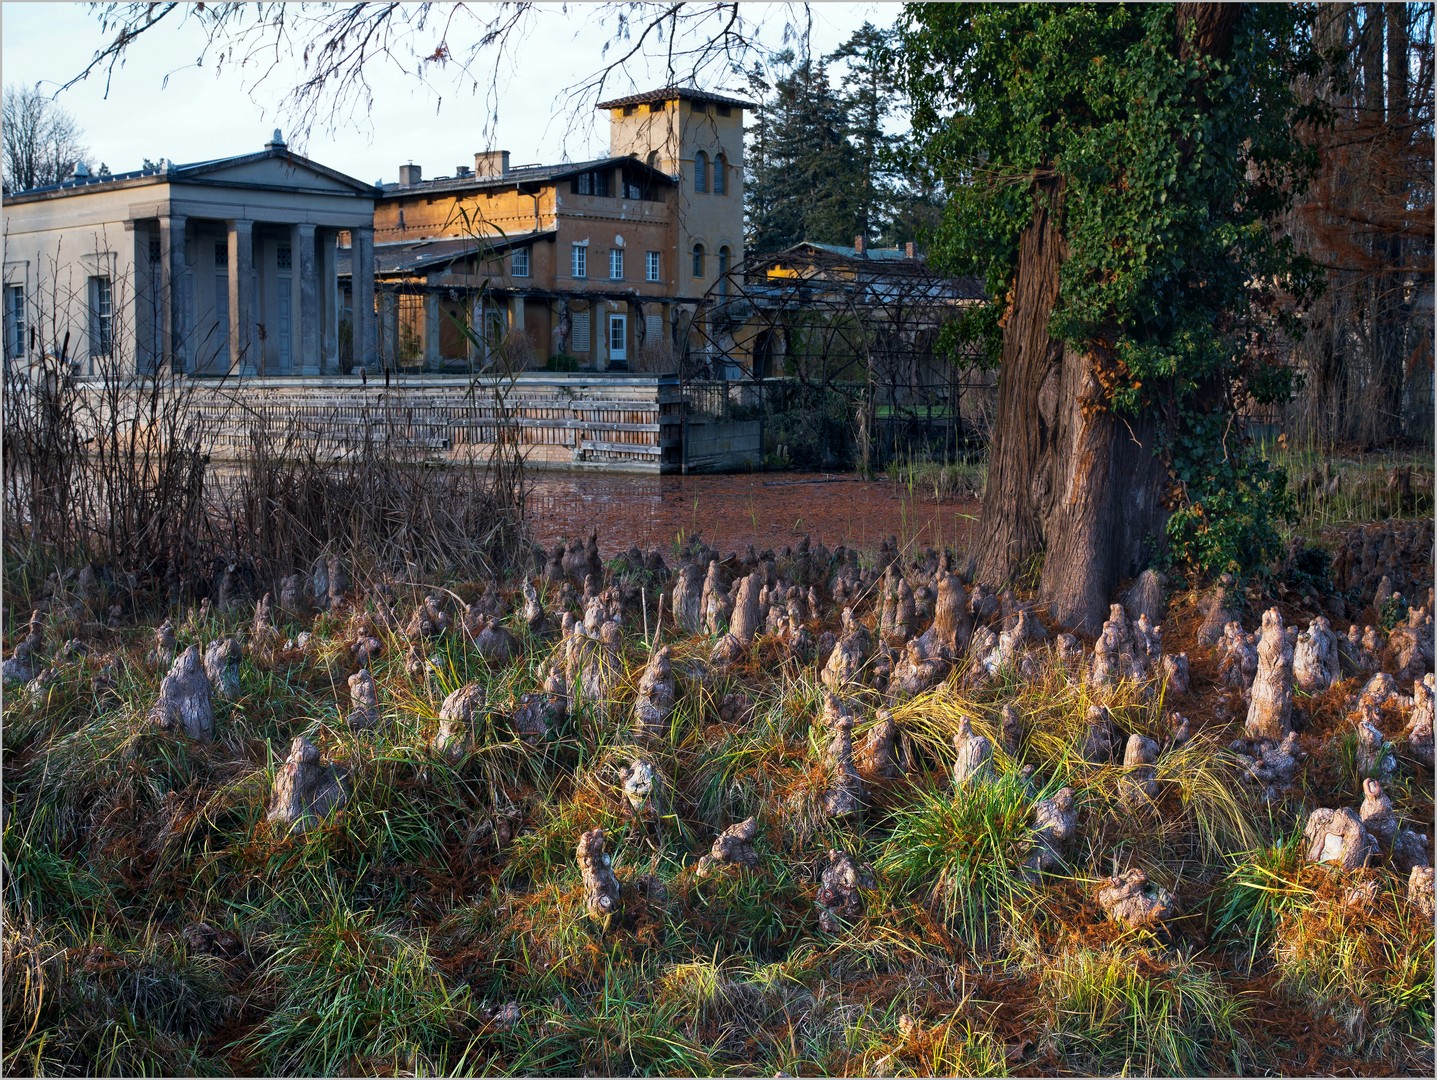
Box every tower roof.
[595,86,756,111]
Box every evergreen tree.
[827,22,902,245]
[878,150,946,252]
[744,21,945,256]
[744,51,864,254]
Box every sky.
[0,1,893,186]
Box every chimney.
[474,150,511,177]
[454,165,473,178]
[904,241,916,259]
[854,235,866,256]
[398,162,423,187]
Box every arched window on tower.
[714,154,727,195]
[694,150,708,193]
[718,246,731,296]
[646,150,659,170]
[692,243,705,278]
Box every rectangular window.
[571,309,591,353]
[570,170,611,197]
[511,247,530,277]
[610,248,624,280]
[276,243,293,271]
[717,104,732,117]
[89,275,113,356]
[646,251,661,282]
[571,243,587,278]
[609,314,626,354]
[5,284,25,360]
[644,312,663,344]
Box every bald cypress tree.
[901,4,1324,630]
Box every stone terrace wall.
[110,374,685,473]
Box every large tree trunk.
[972,180,1169,635]
[971,180,1065,591]
[974,3,1238,634]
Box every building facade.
[344,86,750,374]
[2,133,377,377]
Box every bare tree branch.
[2,83,91,191]
[66,3,807,155]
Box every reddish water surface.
[524,471,980,558]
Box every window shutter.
[571,310,591,353]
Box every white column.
[295,223,319,375]
[123,221,149,374]
[350,226,376,369]
[226,219,254,375]
[477,292,494,364]
[320,230,338,374]
[423,292,441,371]
[510,296,526,369]
[379,291,400,371]
[159,214,189,373]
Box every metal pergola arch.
[683,243,993,468]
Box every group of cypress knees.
[5,519,1433,929]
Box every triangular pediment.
[174,151,375,195]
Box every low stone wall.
[164,373,684,473]
[683,415,763,472]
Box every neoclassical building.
[2,132,377,377]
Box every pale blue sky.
[1,1,889,186]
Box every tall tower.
[599,88,750,301]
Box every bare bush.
[3,263,210,595]
[3,249,527,613]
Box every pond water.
[523,470,980,558]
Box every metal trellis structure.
[684,242,993,469]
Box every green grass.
[1259,438,1433,537]
[1212,831,1312,968]
[1026,940,1249,1077]
[240,901,479,1075]
[877,769,1055,950]
[3,539,1433,1076]
[1268,870,1435,1058]
[886,455,988,502]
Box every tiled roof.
[766,242,987,301]
[337,230,555,277]
[378,155,674,197]
[798,241,920,262]
[595,86,756,110]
